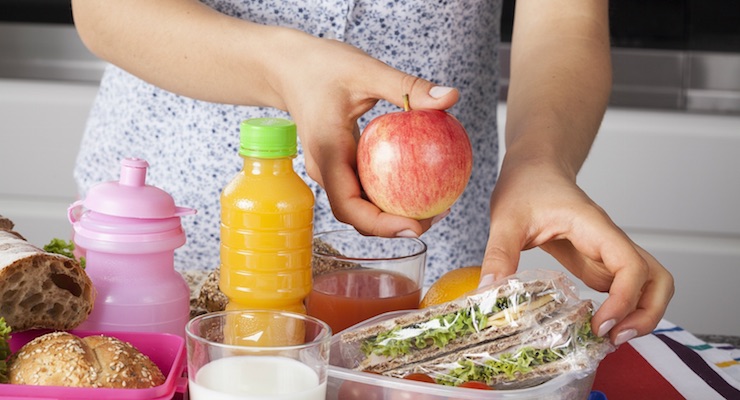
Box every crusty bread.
[8,331,166,388]
[196,267,228,313]
[0,230,95,331]
[0,214,15,231]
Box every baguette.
[0,230,95,331]
[8,331,165,388]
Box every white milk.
[189,355,326,400]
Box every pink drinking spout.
[68,157,196,222]
[118,157,149,187]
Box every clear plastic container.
[327,311,598,400]
[326,270,614,400]
[327,365,596,400]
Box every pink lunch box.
[3,329,187,400]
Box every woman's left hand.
[480,159,675,346]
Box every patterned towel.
[594,319,740,400]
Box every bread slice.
[0,230,95,331]
[8,331,165,388]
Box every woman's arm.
[504,0,612,177]
[483,0,673,345]
[71,0,458,238]
[72,0,287,106]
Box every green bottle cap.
[239,118,297,158]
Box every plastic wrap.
[335,269,615,391]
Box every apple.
[357,95,473,219]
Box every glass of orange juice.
[186,310,331,400]
[306,229,427,333]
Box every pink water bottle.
[68,158,195,336]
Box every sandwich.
[0,220,95,332]
[384,299,611,389]
[0,317,10,383]
[337,270,614,389]
[339,272,574,373]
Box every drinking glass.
[306,229,427,333]
[186,310,331,400]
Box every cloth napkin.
[593,319,740,399]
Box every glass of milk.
[186,310,332,400]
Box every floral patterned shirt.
[74,0,503,293]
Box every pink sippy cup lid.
[68,158,196,254]
[75,158,196,219]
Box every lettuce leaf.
[361,294,530,358]
[44,238,86,269]
[0,317,11,383]
[436,314,605,387]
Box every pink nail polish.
[477,274,495,289]
[597,319,616,337]
[614,329,638,346]
[431,209,451,226]
[429,86,454,99]
[395,229,418,238]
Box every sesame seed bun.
[8,332,165,388]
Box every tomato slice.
[337,380,384,400]
[459,381,493,390]
[403,373,436,384]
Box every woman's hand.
[263,30,458,238]
[481,158,674,345]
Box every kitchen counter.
[696,334,740,348]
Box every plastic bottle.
[68,158,195,336]
[220,118,315,313]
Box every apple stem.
[403,94,411,111]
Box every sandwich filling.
[361,293,556,358]
[433,316,601,387]
[0,317,11,383]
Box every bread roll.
[196,267,227,313]
[0,214,15,231]
[0,230,95,331]
[8,331,166,388]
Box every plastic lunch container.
[3,329,187,400]
[326,311,599,400]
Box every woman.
[72,0,673,345]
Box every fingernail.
[429,86,454,99]
[478,274,496,289]
[395,229,418,238]
[597,319,616,337]
[431,209,451,226]
[614,329,638,346]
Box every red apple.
[357,95,473,219]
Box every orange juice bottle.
[220,118,314,314]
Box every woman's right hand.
[262,29,459,237]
